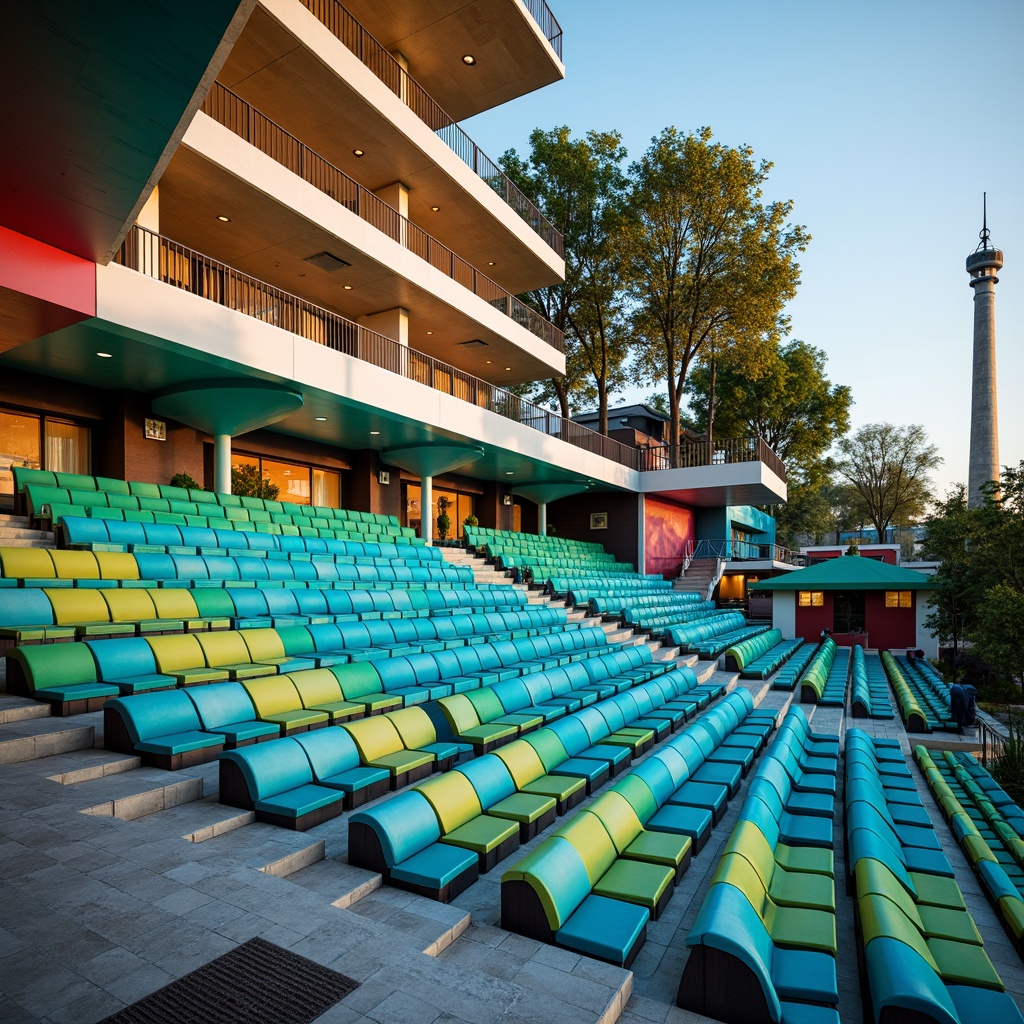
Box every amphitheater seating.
[770,640,819,691]
[663,611,745,650]
[915,746,1024,959]
[881,651,953,733]
[850,646,895,719]
[724,628,783,672]
[799,639,850,706]
[501,692,772,965]
[846,729,1022,1024]
[676,707,840,1024]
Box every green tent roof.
[748,555,936,592]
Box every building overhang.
[338,0,564,120]
[0,1,253,263]
[639,462,787,508]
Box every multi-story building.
[1,0,786,572]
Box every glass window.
[0,410,41,500]
[44,420,89,475]
[231,454,340,508]
[262,459,310,505]
[404,484,475,540]
[312,469,340,508]
[798,591,823,607]
[885,591,912,609]
[834,591,865,633]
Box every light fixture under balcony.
[216,215,231,223]
[462,54,476,65]
[304,251,351,273]
[315,416,327,422]
[353,149,364,157]
[426,331,433,336]
[487,261,495,266]
[96,352,113,359]
[459,340,488,349]
[343,285,353,290]
[504,366,511,371]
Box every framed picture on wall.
[590,512,608,530]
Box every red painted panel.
[796,595,833,641]
[645,497,695,578]
[0,226,95,315]
[865,591,917,650]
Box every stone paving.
[0,662,1022,1024]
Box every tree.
[925,466,1024,684]
[835,422,941,544]
[684,339,851,483]
[621,126,809,456]
[501,127,631,431]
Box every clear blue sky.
[463,0,1023,498]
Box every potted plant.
[436,495,453,542]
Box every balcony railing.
[200,83,563,353]
[521,0,563,58]
[298,0,563,256]
[115,225,783,480]
[691,539,799,564]
[636,437,787,482]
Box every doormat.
[98,936,359,1024]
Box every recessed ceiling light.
[431,206,440,212]
[462,54,476,65]
[426,331,433,335]
[353,149,364,157]
[369,430,380,435]
[505,471,514,475]
[96,352,112,358]
[487,261,495,266]
[343,285,353,290]
[486,360,492,364]
[504,366,511,371]
[315,416,327,422]
[217,215,231,223]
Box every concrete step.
[0,715,97,764]
[0,694,52,724]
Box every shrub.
[436,495,453,541]
[170,472,202,491]
[231,464,279,500]
[462,514,479,528]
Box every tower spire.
[965,195,1002,507]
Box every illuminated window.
[885,591,912,609]
[798,591,824,607]
[231,453,340,508]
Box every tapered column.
[421,475,433,545]
[214,434,232,494]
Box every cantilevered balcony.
[297,0,563,255]
[114,224,785,494]
[198,83,563,353]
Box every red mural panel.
[644,498,695,578]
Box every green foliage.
[925,464,1024,689]
[835,422,941,544]
[684,340,850,484]
[231,463,279,500]
[621,126,809,453]
[846,543,860,556]
[170,472,202,491]
[991,711,1024,803]
[462,514,479,528]
[436,495,453,541]
[500,127,630,429]
[973,583,1024,696]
